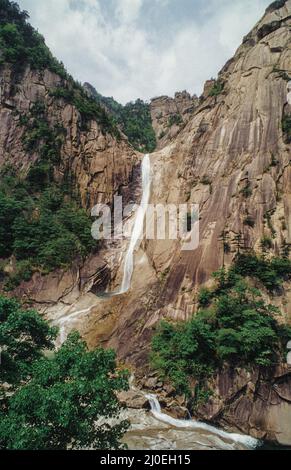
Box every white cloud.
[17,0,271,104]
[116,0,143,23]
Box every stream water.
[122,394,259,451]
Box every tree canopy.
[0,296,129,450]
[0,295,56,385]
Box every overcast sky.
[17,0,271,104]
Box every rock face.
[89,0,291,445]
[0,65,138,209]
[195,365,291,446]
[150,91,199,149]
[116,390,150,410]
[0,63,139,305]
[138,365,291,445]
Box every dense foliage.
[0,0,66,76]
[0,296,129,450]
[120,99,156,153]
[282,115,291,144]
[0,295,56,385]
[0,170,95,288]
[84,85,157,153]
[233,253,291,291]
[151,260,291,396]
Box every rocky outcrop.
[201,79,216,99]
[0,63,139,307]
[103,0,291,363]
[116,390,150,410]
[194,365,291,446]
[150,91,199,149]
[137,365,291,446]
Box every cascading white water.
[54,306,93,347]
[118,153,151,294]
[145,394,259,450]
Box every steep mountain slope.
[145,0,291,313]
[0,0,138,294]
[150,91,199,149]
[107,0,291,359]
[83,82,156,153]
[85,0,291,444]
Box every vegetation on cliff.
[0,296,129,450]
[49,85,120,135]
[119,99,156,153]
[209,79,224,97]
[151,255,291,397]
[0,167,96,289]
[84,84,157,153]
[0,295,56,385]
[0,0,119,136]
[0,0,65,76]
[0,0,110,287]
[282,114,291,144]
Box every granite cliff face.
[144,0,291,318]
[150,91,199,149]
[0,66,138,208]
[102,0,291,355]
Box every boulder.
[144,377,158,389]
[116,390,150,410]
[165,406,190,420]
[163,384,176,397]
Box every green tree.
[152,318,216,394]
[0,193,21,257]
[0,173,96,286]
[0,332,129,450]
[0,296,129,450]
[84,88,157,152]
[0,296,56,385]
[151,265,291,397]
[233,253,291,291]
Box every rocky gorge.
[0,0,291,450]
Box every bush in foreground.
[0,296,129,450]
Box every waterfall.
[145,394,259,450]
[118,153,151,294]
[53,155,151,345]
